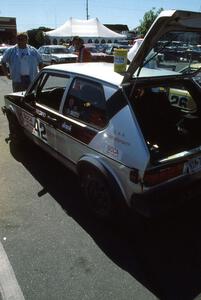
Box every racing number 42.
[33,118,47,142]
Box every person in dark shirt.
[72,36,92,62]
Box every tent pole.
[86,0,89,20]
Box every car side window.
[44,48,50,54]
[34,73,69,112]
[63,78,107,128]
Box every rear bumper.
[130,175,201,217]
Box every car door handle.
[47,115,57,122]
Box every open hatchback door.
[123,9,201,82]
[121,10,201,209]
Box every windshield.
[146,31,201,76]
[51,47,68,54]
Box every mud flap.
[2,107,25,144]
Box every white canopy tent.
[45,17,126,44]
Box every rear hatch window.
[144,31,201,82]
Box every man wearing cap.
[2,32,43,92]
[72,36,92,63]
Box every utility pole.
[86,0,89,20]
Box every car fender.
[77,155,128,204]
[5,103,23,124]
[3,103,16,118]
[3,104,21,128]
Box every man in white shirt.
[2,32,43,92]
[127,37,158,69]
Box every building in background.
[0,17,17,45]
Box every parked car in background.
[180,62,201,74]
[184,45,201,62]
[156,41,201,62]
[0,44,12,72]
[3,10,201,219]
[105,43,131,55]
[84,44,113,62]
[38,45,77,65]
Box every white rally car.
[3,10,201,218]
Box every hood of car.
[52,53,77,59]
[123,9,201,83]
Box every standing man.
[2,32,43,92]
[72,36,92,62]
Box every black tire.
[80,168,127,220]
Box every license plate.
[183,157,201,174]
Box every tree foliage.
[138,7,163,36]
[27,27,52,48]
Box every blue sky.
[2,0,201,31]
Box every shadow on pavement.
[8,139,201,300]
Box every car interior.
[126,80,201,159]
[63,81,107,128]
[36,87,65,111]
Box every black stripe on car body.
[106,89,127,119]
[57,117,98,144]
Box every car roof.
[44,62,124,86]
[43,62,179,86]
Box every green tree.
[27,27,52,48]
[138,7,163,36]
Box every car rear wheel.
[80,169,127,220]
[82,170,112,219]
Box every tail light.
[143,162,184,187]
